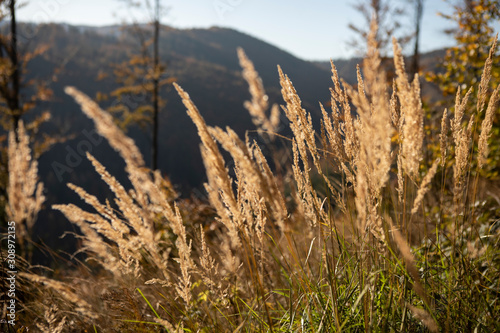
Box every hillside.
[30,23,334,187]
[4,23,449,262]
[15,23,335,259]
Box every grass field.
[2,21,500,332]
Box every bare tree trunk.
[151,0,160,170]
[9,0,21,137]
[410,0,424,77]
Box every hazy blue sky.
[15,0,497,60]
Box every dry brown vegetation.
[2,21,500,332]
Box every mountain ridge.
[1,22,447,262]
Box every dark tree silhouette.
[348,0,412,57]
[410,0,424,77]
[0,0,21,135]
[99,0,173,170]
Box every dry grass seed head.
[343,19,393,238]
[407,303,439,333]
[7,120,45,245]
[238,47,279,137]
[320,102,344,164]
[278,66,322,174]
[390,80,399,127]
[330,61,358,163]
[451,86,473,145]
[440,108,449,168]
[411,158,440,215]
[65,86,144,168]
[174,82,242,247]
[21,273,97,320]
[67,183,130,236]
[452,88,474,203]
[65,86,179,233]
[85,153,169,274]
[290,139,323,228]
[476,35,498,115]
[198,225,220,292]
[392,38,424,178]
[278,68,334,227]
[478,85,500,169]
[397,149,404,203]
[52,203,129,276]
[36,305,67,333]
[171,204,194,305]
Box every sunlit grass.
[4,21,500,333]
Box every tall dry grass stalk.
[474,35,498,171]
[54,88,196,287]
[448,34,497,209]
[321,20,395,239]
[64,86,177,217]
[348,21,393,238]
[478,85,500,169]
[173,83,242,246]
[53,150,171,280]
[440,108,449,168]
[64,87,144,168]
[451,86,474,205]
[6,120,45,250]
[20,272,97,320]
[174,81,288,241]
[411,158,440,215]
[36,305,67,333]
[237,47,280,138]
[22,18,500,333]
[392,38,424,180]
[280,66,331,227]
[476,36,497,116]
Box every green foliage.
[426,0,500,178]
[427,0,500,95]
[4,4,500,332]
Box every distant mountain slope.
[14,23,335,259]
[30,23,334,190]
[8,23,448,262]
[312,49,446,102]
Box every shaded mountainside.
[14,23,447,262]
[312,49,446,102]
[32,23,334,189]
[19,23,334,260]
[312,49,446,76]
